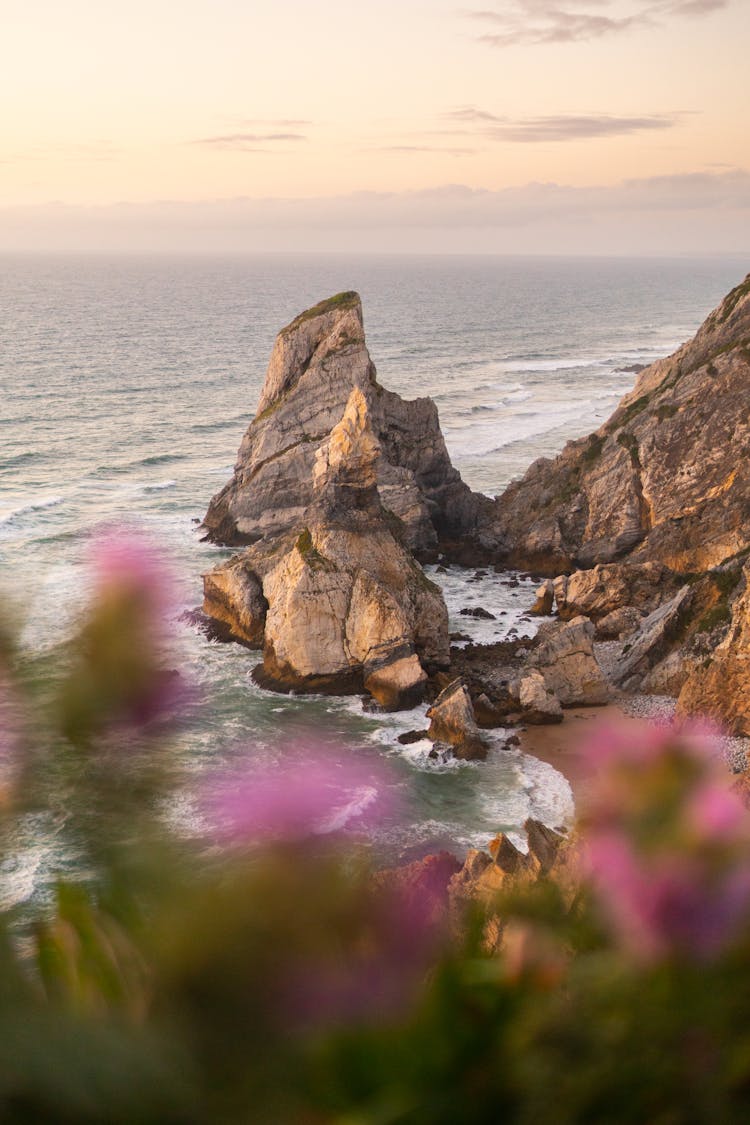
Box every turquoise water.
[0,253,744,901]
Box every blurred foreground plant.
[1,533,750,1122]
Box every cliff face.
[203,292,490,561]
[677,561,750,737]
[490,274,750,576]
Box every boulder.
[530,579,554,616]
[203,388,449,708]
[512,671,563,725]
[554,561,675,622]
[677,561,750,736]
[203,291,491,561]
[427,679,489,761]
[531,617,609,706]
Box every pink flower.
[201,744,399,846]
[581,721,750,963]
[62,529,186,741]
[90,529,176,639]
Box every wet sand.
[519,703,641,806]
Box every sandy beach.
[519,703,651,806]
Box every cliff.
[490,273,750,576]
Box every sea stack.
[203,291,494,563]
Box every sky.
[1,0,748,253]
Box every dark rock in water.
[459,606,496,620]
[397,729,431,745]
[449,631,472,643]
[202,291,495,562]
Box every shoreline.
[519,703,634,807]
[520,699,750,810]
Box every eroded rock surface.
[203,387,449,708]
[677,562,750,736]
[427,679,489,761]
[531,617,609,706]
[490,274,750,575]
[204,291,491,561]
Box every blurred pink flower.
[581,721,750,962]
[68,528,188,738]
[90,528,176,636]
[201,745,399,846]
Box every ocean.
[0,252,744,904]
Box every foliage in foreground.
[1,532,750,1122]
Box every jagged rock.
[459,606,496,620]
[612,585,693,691]
[202,557,268,647]
[203,291,491,561]
[427,679,489,761]
[595,606,643,640]
[512,671,563,725]
[530,579,554,616]
[489,273,750,575]
[677,561,750,735]
[203,388,449,708]
[531,617,609,706]
[449,820,568,913]
[554,561,675,622]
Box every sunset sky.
[2,0,748,252]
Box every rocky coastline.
[200,278,750,852]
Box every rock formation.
[677,561,750,736]
[203,387,449,709]
[203,291,493,562]
[490,274,750,576]
[426,679,489,760]
[494,272,750,733]
[531,618,609,706]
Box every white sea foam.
[0,495,65,526]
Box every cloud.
[370,144,479,155]
[2,169,747,255]
[442,108,687,142]
[466,0,730,47]
[191,131,308,151]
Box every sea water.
[0,253,744,902]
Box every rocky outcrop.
[203,387,449,709]
[611,586,693,691]
[489,273,750,576]
[553,561,676,622]
[203,291,492,562]
[677,561,750,736]
[427,679,489,761]
[531,618,609,706]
